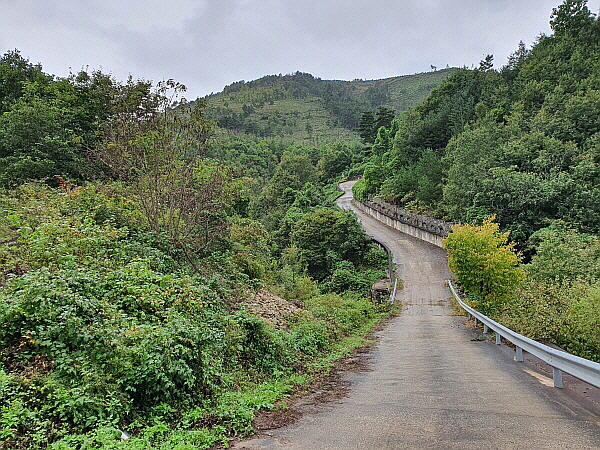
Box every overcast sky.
[0,1,591,100]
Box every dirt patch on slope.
[239,289,304,330]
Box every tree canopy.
[359,0,600,249]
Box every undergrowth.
[0,183,394,449]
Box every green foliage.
[443,217,526,314]
[290,209,369,280]
[320,261,374,296]
[0,50,50,113]
[380,148,444,206]
[303,293,381,338]
[356,1,600,248]
[207,70,454,145]
[500,278,600,363]
[260,151,318,210]
[569,286,600,360]
[359,106,396,144]
[0,90,92,187]
[317,142,353,182]
[206,135,281,180]
[229,218,275,281]
[526,221,600,283]
[0,49,396,450]
[499,280,582,351]
[358,111,377,144]
[0,57,158,186]
[352,178,368,201]
[96,83,241,264]
[231,312,292,373]
[550,0,597,38]
[501,220,600,362]
[442,119,512,220]
[0,171,391,448]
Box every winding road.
[233,181,600,449]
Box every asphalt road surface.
[232,181,600,449]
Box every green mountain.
[205,69,455,145]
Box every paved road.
[233,182,600,449]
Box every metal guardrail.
[448,280,600,389]
[389,278,398,305]
[365,235,397,305]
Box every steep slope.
[205,69,455,145]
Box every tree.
[470,167,571,246]
[375,106,395,130]
[443,216,526,314]
[358,111,376,144]
[0,98,83,185]
[0,64,121,186]
[291,209,369,280]
[317,143,352,181]
[358,107,396,145]
[259,151,317,211]
[0,49,50,113]
[96,80,238,265]
[525,221,600,284]
[550,0,596,38]
[379,148,444,206]
[502,41,530,80]
[477,54,495,72]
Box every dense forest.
[356,0,600,362]
[2,0,600,448]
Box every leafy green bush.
[497,221,600,362]
[569,286,600,360]
[443,217,526,315]
[228,312,292,373]
[321,261,373,296]
[362,245,388,269]
[352,178,368,201]
[290,208,370,280]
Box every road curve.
[233,181,600,449]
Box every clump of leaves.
[443,216,526,315]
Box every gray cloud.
[0,0,570,99]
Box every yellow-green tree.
[443,216,526,314]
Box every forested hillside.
[205,69,454,145]
[356,0,600,362]
[357,1,600,243]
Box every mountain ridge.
[204,68,456,144]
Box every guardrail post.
[553,368,563,388]
[483,324,488,334]
[474,317,478,326]
[389,278,398,305]
[447,279,600,390]
[516,346,523,362]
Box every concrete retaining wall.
[353,199,451,249]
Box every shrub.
[443,216,526,314]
